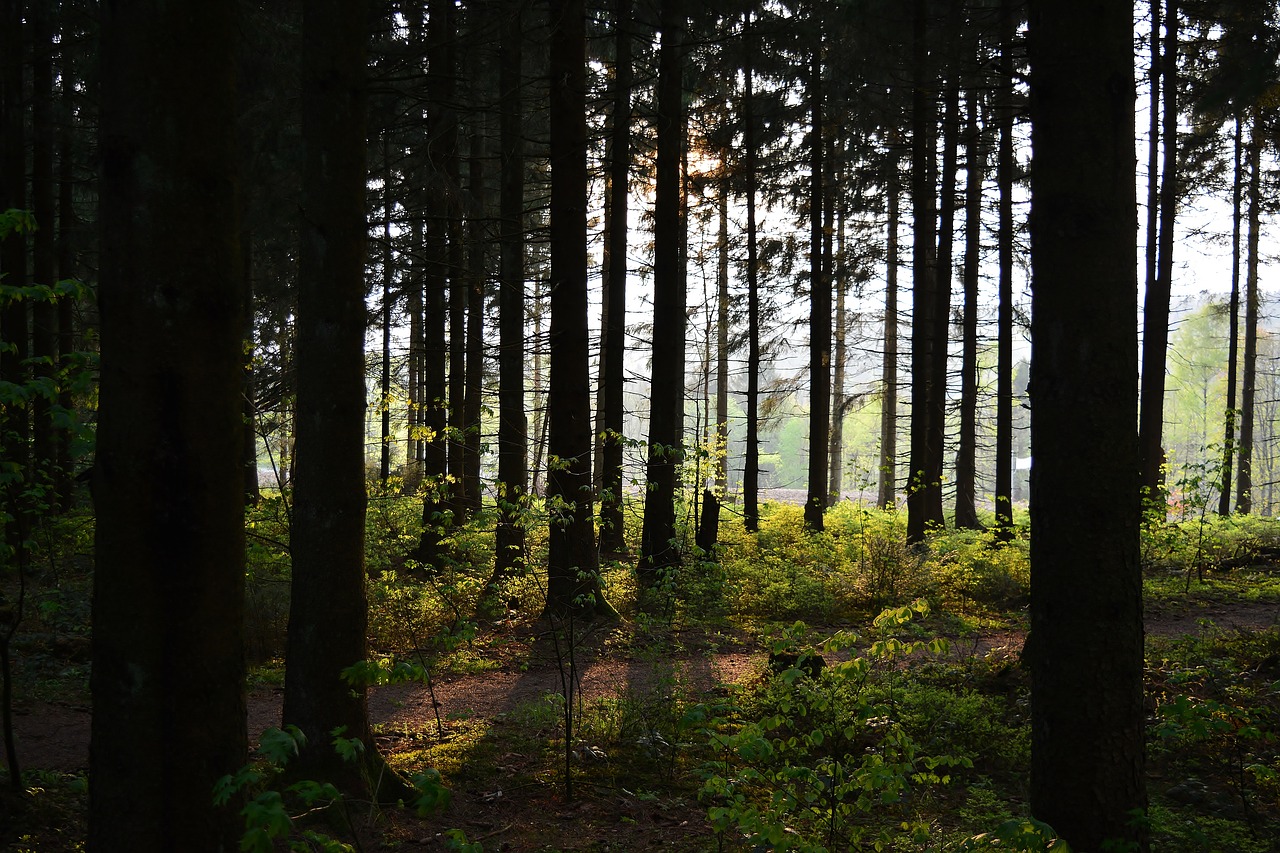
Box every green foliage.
[697,603,972,851]
[956,817,1071,851]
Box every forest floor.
[7,593,1279,851]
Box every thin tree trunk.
[599,0,632,554]
[1139,0,1177,499]
[743,11,761,533]
[639,0,687,582]
[955,89,984,530]
[381,138,394,486]
[877,150,899,511]
[243,231,261,506]
[1236,115,1261,514]
[492,0,527,584]
[463,124,485,516]
[805,27,829,533]
[907,0,940,542]
[828,194,846,507]
[1219,116,1242,516]
[931,63,960,527]
[995,0,1015,536]
[715,174,730,492]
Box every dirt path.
[12,601,1278,774]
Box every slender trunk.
[462,125,485,515]
[805,29,829,533]
[955,89,984,529]
[1139,0,1177,499]
[995,0,1015,536]
[639,0,687,582]
[1219,116,1242,516]
[907,0,940,542]
[1145,0,1160,321]
[405,219,424,491]
[243,232,261,506]
[715,175,730,492]
[599,0,632,554]
[743,12,761,533]
[1236,116,1261,514]
[827,196,846,508]
[493,0,527,582]
[931,64,960,527]
[381,139,394,486]
[877,150,899,510]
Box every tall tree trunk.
[877,149,899,511]
[804,28,829,533]
[493,0,528,583]
[31,0,57,483]
[285,0,404,797]
[55,87,78,509]
[743,13,761,533]
[418,0,457,561]
[1236,115,1262,515]
[931,64,960,526]
[639,0,687,582]
[405,218,424,490]
[0,0,28,502]
[599,0,632,555]
[545,0,612,617]
[907,0,941,542]
[380,138,395,486]
[1219,116,1243,516]
[1139,0,1178,499]
[995,0,1015,536]
[463,126,486,517]
[91,2,247,844]
[1026,2,1148,848]
[828,196,846,507]
[715,174,730,492]
[955,89,984,530]
[1144,0,1160,331]
[243,231,261,506]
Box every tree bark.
[715,175,730,492]
[743,12,761,533]
[804,28,829,532]
[828,195,846,508]
[545,0,612,617]
[640,0,688,582]
[1139,0,1178,500]
[955,89,984,530]
[284,0,399,797]
[994,0,1015,537]
[877,149,900,511]
[1026,1,1148,847]
[91,2,246,845]
[493,0,528,584]
[599,0,632,555]
[463,124,486,517]
[1235,115,1261,515]
[1219,116,1242,516]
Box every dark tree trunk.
[1219,116,1242,516]
[1139,0,1177,499]
[463,125,485,516]
[994,0,1015,536]
[1236,116,1261,515]
[0,0,28,498]
[1026,2,1148,848]
[31,0,57,483]
[828,198,845,508]
[715,175,730,492]
[91,2,247,846]
[955,89,984,530]
[743,12,761,533]
[906,0,941,543]
[639,0,687,582]
[380,140,395,486]
[418,0,457,562]
[931,64,960,526]
[284,0,400,797]
[243,233,261,506]
[493,0,527,584]
[406,220,424,490]
[545,0,612,617]
[599,0,632,555]
[877,151,899,511]
[804,29,829,533]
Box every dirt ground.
[12,600,1278,776]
